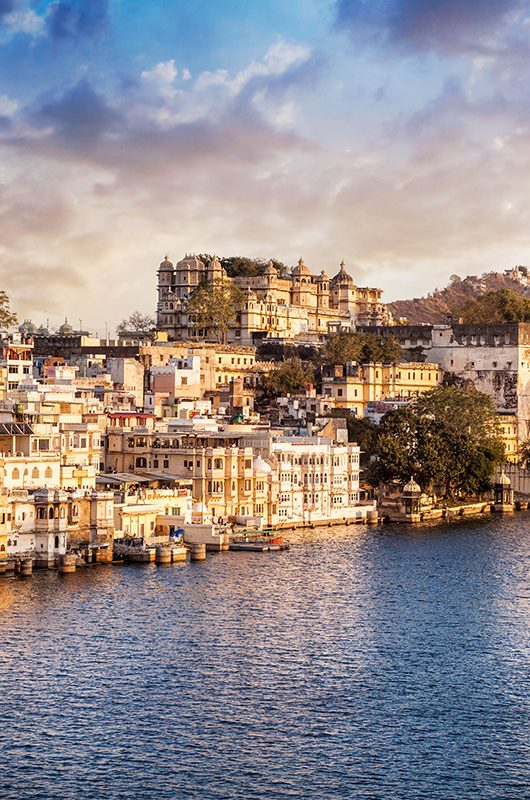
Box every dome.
[403,476,421,494]
[317,270,329,283]
[36,325,49,335]
[58,318,74,335]
[496,470,511,486]
[177,254,205,270]
[159,254,174,271]
[18,319,35,335]
[292,257,311,278]
[253,455,272,474]
[330,260,354,286]
[263,260,277,277]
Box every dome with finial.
[496,470,511,486]
[403,476,421,494]
[176,253,205,271]
[331,260,354,286]
[292,257,311,278]
[263,260,277,277]
[58,318,74,336]
[36,324,49,336]
[18,319,36,335]
[159,254,174,271]
[317,270,329,283]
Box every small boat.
[229,531,289,552]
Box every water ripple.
[1,516,529,799]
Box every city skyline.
[2,0,530,329]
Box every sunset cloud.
[1,1,530,331]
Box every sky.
[2,0,530,333]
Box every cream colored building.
[270,436,372,526]
[105,426,277,526]
[156,254,389,345]
[321,362,442,417]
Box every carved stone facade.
[156,254,389,345]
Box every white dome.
[253,455,272,474]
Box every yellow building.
[321,361,442,417]
[496,414,518,462]
[106,428,278,527]
[156,254,390,345]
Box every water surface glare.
[1,517,529,799]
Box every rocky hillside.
[387,268,530,324]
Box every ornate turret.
[292,257,311,279]
[159,254,174,271]
[330,260,354,286]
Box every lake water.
[1,517,529,799]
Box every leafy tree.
[261,358,314,397]
[187,279,244,344]
[345,416,379,468]
[197,255,290,279]
[320,331,402,365]
[0,291,17,330]
[366,386,505,498]
[459,289,530,324]
[116,311,156,336]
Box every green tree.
[261,358,314,397]
[320,331,402,365]
[187,279,244,344]
[458,289,530,324]
[0,291,17,330]
[366,386,505,498]
[198,255,290,279]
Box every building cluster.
[2,256,529,565]
[156,254,391,344]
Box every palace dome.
[159,254,174,271]
[292,257,311,278]
[330,260,354,286]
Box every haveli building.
[156,254,390,345]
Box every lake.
[1,516,529,799]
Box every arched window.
[12,467,20,480]
[45,467,53,479]
[54,535,59,549]
[48,507,54,519]
[38,508,45,519]
[31,467,39,479]
[60,508,65,518]
[0,544,5,552]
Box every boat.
[229,531,289,552]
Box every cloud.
[335,0,526,55]
[31,80,120,148]
[0,0,15,18]
[0,93,17,116]
[47,0,110,40]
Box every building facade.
[156,254,389,345]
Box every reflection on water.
[1,517,529,799]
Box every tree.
[458,289,530,324]
[116,311,156,336]
[187,279,244,344]
[197,255,290,279]
[320,331,402,365]
[0,291,17,330]
[366,386,505,498]
[261,358,314,397]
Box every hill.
[386,267,530,324]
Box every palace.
[156,254,389,345]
